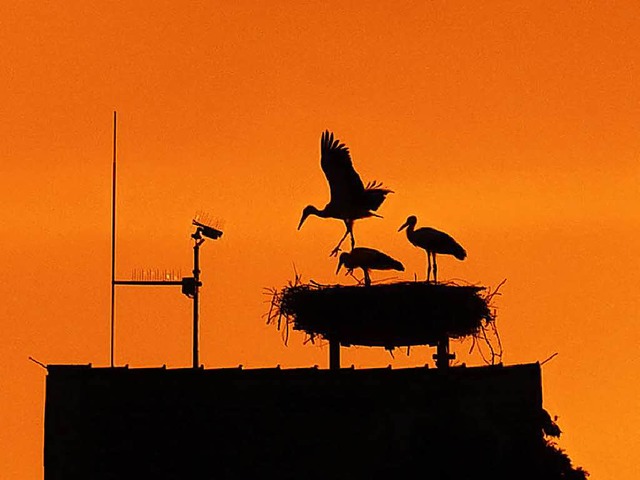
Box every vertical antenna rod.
[110,111,117,367]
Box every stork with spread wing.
[298,130,392,256]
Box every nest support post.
[433,336,455,369]
[329,339,341,370]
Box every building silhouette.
[44,361,550,479]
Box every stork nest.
[266,279,502,349]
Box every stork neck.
[305,205,329,219]
[314,206,331,218]
[405,222,416,236]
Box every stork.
[298,130,392,256]
[336,247,404,287]
[398,215,466,283]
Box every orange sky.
[1,2,639,478]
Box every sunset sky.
[1,2,639,478]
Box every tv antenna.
[109,111,223,368]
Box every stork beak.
[398,220,409,232]
[297,211,309,230]
[336,258,344,275]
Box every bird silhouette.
[398,215,466,283]
[336,247,404,287]
[298,130,392,256]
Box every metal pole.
[110,111,117,368]
[193,236,203,368]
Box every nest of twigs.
[266,278,503,350]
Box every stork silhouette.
[298,130,392,256]
[398,215,466,283]
[336,247,404,286]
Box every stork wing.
[320,130,365,205]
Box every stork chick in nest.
[336,247,404,286]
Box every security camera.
[192,219,223,240]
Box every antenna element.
[110,111,117,367]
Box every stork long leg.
[433,253,438,284]
[363,269,371,287]
[330,220,355,257]
[348,220,355,250]
[426,252,432,283]
[330,226,351,257]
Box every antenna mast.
[110,111,117,367]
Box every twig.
[28,356,47,370]
[540,352,559,366]
[468,335,477,354]
[346,270,363,285]
[492,321,503,358]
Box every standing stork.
[298,130,393,256]
[398,215,466,283]
[336,247,404,287]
